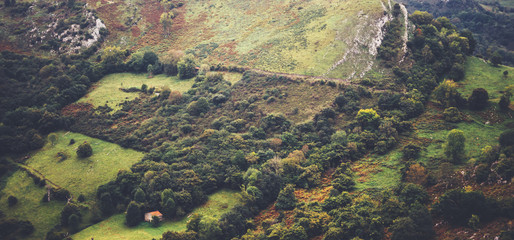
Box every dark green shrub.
[499,130,514,147]
[275,184,297,210]
[7,196,17,207]
[76,141,92,158]
[468,88,489,110]
[125,201,142,227]
[443,107,462,122]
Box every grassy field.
[165,0,387,78]
[25,131,144,201]
[460,57,513,100]
[78,73,195,111]
[354,150,403,190]
[72,189,240,240]
[418,120,506,161]
[0,171,66,240]
[0,131,143,239]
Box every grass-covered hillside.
[0,131,143,239]
[1,1,513,240]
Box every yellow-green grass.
[168,0,386,77]
[78,73,195,111]
[417,121,506,164]
[72,189,240,240]
[354,150,402,190]
[0,170,65,240]
[460,57,513,100]
[25,131,144,201]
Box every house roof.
[147,211,162,216]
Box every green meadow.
[0,171,65,240]
[460,57,513,100]
[24,131,144,201]
[72,189,240,240]
[78,73,195,111]
[0,131,144,239]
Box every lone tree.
[125,201,142,227]
[468,88,489,110]
[275,184,297,210]
[444,129,466,163]
[76,142,93,158]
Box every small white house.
[144,211,163,222]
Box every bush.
[186,97,209,116]
[177,55,197,79]
[443,107,462,122]
[402,144,421,160]
[444,129,466,163]
[275,184,297,210]
[468,88,489,110]
[432,189,497,226]
[125,201,142,227]
[499,94,511,111]
[356,108,380,129]
[499,130,514,147]
[76,141,93,158]
[7,196,17,207]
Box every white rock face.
[26,3,107,54]
[325,0,393,80]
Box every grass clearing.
[460,57,513,100]
[354,150,403,190]
[72,189,240,240]
[25,131,144,201]
[0,171,65,240]
[417,115,507,166]
[78,73,194,111]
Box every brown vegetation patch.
[131,26,141,38]
[434,217,512,240]
[61,103,94,117]
[134,0,165,50]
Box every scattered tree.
[76,142,92,158]
[468,88,489,110]
[356,108,380,129]
[444,129,466,163]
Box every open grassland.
[460,57,513,100]
[25,131,144,201]
[166,0,388,78]
[72,189,240,240]
[0,171,65,240]
[418,121,506,160]
[78,73,194,111]
[354,150,402,190]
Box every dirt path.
[247,68,355,85]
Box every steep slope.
[167,0,393,79]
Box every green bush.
[275,184,297,210]
[443,107,462,123]
[468,88,489,110]
[76,141,93,158]
[444,129,466,163]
